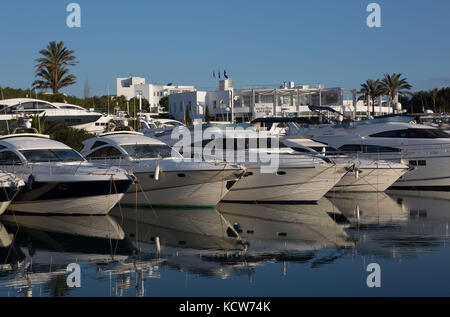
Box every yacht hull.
[388,156,450,191]
[9,193,125,215]
[333,167,408,192]
[222,164,348,203]
[120,170,240,208]
[0,186,21,215]
[8,179,132,215]
[0,201,11,216]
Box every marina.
[1,0,450,301]
[0,109,448,297]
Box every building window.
[213,100,217,109]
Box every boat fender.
[27,174,35,191]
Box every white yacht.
[0,98,102,131]
[80,131,244,208]
[159,125,351,203]
[0,133,133,214]
[281,137,410,192]
[292,116,450,198]
[52,102,113,134]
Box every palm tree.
[33,41,78,94]
[380,73,412,112]
[359,79,383,117]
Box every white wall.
[116,76,195,112]
[116,77,146,100]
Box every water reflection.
[327,192,450,259]
[109,207,246,252]
[0,191,449,296]
[0,215,134,296]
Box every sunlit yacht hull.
[222,163,349,203]
[120,169,241,208]
[386,156,450,198]
[9,192,126,215]
[297,120,450,195]
[332,163,409,192]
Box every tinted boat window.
[91,141,108,150]
[51,149,85,162]
[20,149,84,162]
[339,144,401,153]
[0,151,22,165]
[121,144,178,159]
[86,146,123,160]
[370,128,449,138]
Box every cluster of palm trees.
[359,73,412,117]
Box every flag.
[218,71,221,79]
[213,71,216,79]
[224,70,228,79]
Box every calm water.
[0,192,449,297]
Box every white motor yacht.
[80,131,244,208]
[0,98,102,131]
[159,125,350,203]
[281,137,410,192]
[0,133,133,214]
[293,116,450,198]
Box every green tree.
[159,96,169,112]
[380,73,412,111]
[33,41,78,94]
[359,79,384,117]
[50,126,94,151]
[204,106,212,123]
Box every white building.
[116,76,146,100]
[169,79,399,123]
[116,76,196,112]
[169,79,234,122]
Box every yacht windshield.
[121,144,180,159]
[20,149,85,163]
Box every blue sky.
[1,0,450,97]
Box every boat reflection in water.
[110,206,246,252]
[0,214,134,296]
[0,191,449,296]
[107,200,354,279]
[327,192,450,259]
[216,200,354,269]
